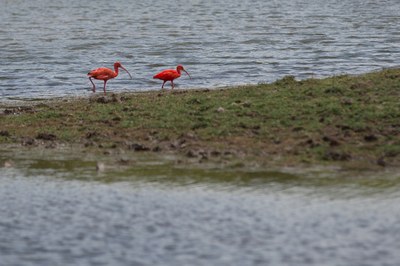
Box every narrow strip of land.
[1,69,400,168]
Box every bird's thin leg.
[161,81,166,89]
[89,77,96,92]
[171,80,174,89]
[103,80,107,95]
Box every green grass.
[1,68,400,166]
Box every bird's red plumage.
[88,67,117,81]
[153,69,181,81]
[153,65,190,89]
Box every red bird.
[153,65,191,89]
[88,62,132,95]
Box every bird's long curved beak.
[183,69,191,79]
[121,66,133,79]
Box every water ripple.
[1,0,400,100]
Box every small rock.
[242,101,251,107]
[36,133,57,141]
[341,98,353,105]
[3,160,14,168]
[180,132,197,140]
[111,94,122,103]
[292,126,304,132]
[86,131,98,139]
[216,107,225,113]
[118,158,131,165]
[186,149,198,158]
[323,151,351,161]
[187,98,201,104]
[0,130,10,137]
[45,142,57,149]
[129,143,150,151]
[210,150,221,157]
[364,134,378,142]
[152,146,162,152]
[96,162,106,172]
[95,96,111,103]
[4,109,15,115]
[84,141,94,147]
[301,138,320,148]
[21,137,35,146]
[198,150,209,160]
[377,157,386,167]
[322,136,341,147]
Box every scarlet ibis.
[153,65,191,89]
[87,62,132,95]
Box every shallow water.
[1,148,400,266]
[1,0,399,100]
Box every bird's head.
[177,65,191,79]
[114,61,132,79]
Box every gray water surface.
[1,148,400,266]
[1,0,399,100]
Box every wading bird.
[153,65,191,89]
[88,62,132,95]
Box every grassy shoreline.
[1,68,400,169]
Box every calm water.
[1,148,400,266]
[1,0,399,100]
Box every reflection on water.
[1,0,400,100]
[2,146,400,195]
[1,147,400,265]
